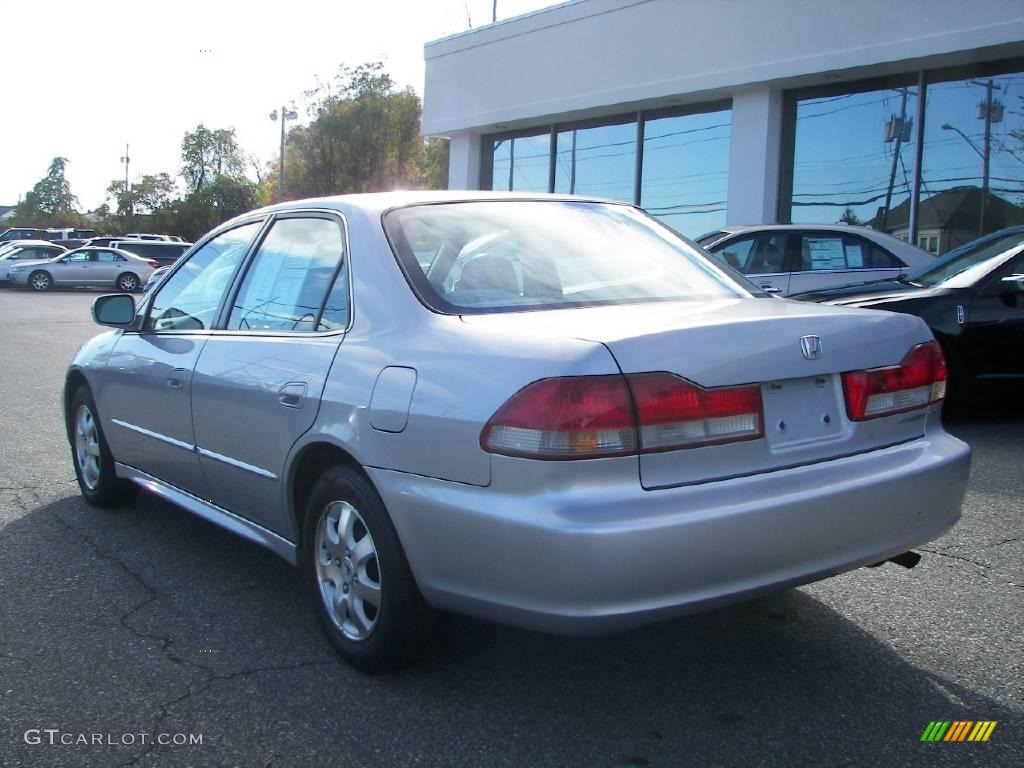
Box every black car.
[108,240,192,265]
[0,227,49,242]
[793,228,1024,400]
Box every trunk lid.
[463,299,938,488]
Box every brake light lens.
[480,376,636,459]
[842,341,946,421]
[147,260,160,268]
[628,373,763,451]
[481,373,764,459]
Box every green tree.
[838,206,863,225]
[276,62,448,199]
[181,125,247,191]
[12,157,83,226]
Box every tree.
[276,62,448,199]
[838,206,863,225]
[12,157,83,226]
[181,125,247,192]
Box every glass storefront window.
[919,71,1024,254]
[488,133,550,192]
[640,108,731,237]
[789,85,916,228]
[554,121,637,202]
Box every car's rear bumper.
[368,427,970,635]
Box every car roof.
[711,223,934,254]
[1,239,62,247]
[111,238,191,245]
[241,190,623,219]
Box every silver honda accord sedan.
[64,192,971,671]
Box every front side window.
[385,201,749,314]
[145,222,262,331]
[65,251,90,263]
[710,233,788,275]
[227,217,346,332]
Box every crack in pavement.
[918,547,991,573]
[48,509,336,768]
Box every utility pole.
[977,79,994,235]
[880,88,909,232]
[120,144,131,218]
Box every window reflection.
[640,109,731,237]
[489,133,550,192]
[554,121,636,202]
[790,86,915,228]
[918,72,1024,254]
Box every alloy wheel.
[119,273,139,291]
[30,272,50,291]
[315,500,382,641]
[74,404,101,491]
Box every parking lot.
[1,288,1021,767]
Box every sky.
[2,0,556,211]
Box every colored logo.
[920,721,997,742]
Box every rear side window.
[797,233,902,271]
[227,217,346,333]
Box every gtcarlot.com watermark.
[24,729,203,747]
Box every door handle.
[761,286,783,294]
[278,381,308,408]
[166,368,188,389]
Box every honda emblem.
[800,335,823,360]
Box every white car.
[8,247,157,292]
[0,241,68,283]
[697,224,936,296]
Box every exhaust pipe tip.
[865,551,922,569]
[888,551,922,569]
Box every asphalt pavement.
[0,288,1021,767]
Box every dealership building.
[422,0,1024,253]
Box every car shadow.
[2,491,1021,767]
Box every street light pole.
[270,106,298,203]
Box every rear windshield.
[384,201,750,314]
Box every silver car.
[698,224,936,296]
[0,240,68,283]
[65,192,971,671]
[9,246,156,292]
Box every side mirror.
[92,294,136,327]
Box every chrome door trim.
[111,418,195,452]
[197,446,278,480]
[115,463,297,564]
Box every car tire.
[28,270,51,292]
[303,465,433,673]
[68,386,138,508]
[117,272,140,292]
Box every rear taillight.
[480,373,764,460]
[147,260,160,268]
[480,376,636,459]
[842,341,946,421]
[629,373,763,451]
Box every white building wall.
[425,0,1024,216]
